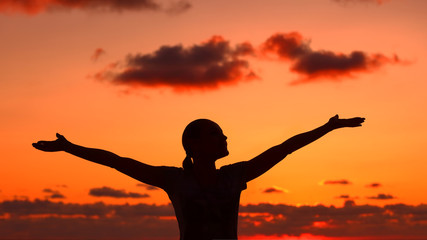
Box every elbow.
[277,143,293,157]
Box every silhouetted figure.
[32,115,364,240]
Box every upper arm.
[110,157,174,189]
[243,144,289,182]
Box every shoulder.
[159,166,184,179]
[157,166,186,189]
[219,161,248,173]
[219,162,248,190]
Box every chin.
[222,150,230,158]
[216,151,229,160]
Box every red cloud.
[94,36,258,91]
[261,32,401,84]
[91,48,106,62]
[0,0,191,15]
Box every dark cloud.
[263,186,287,194]
[322,179,352,185]
[336,195,359,202]
[89,186,149,198]
[366,183,382,188]
[42,188,54,193]
[367,193,396,200]
[344,199,356,207]
[42,188,66,199]
[336,194,350,199]
[164,0,191,14]
[91,48,106,62]
[93,32,404,91]
[137,183,159,191]
[49,193,66,199]
[94,36,258,91]
[261,32,401,84]
[0,0,191,15]
[0,199,176,239]
[1,199,427,239]
[332,0,391,5]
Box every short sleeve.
[154,166,183,191]
[219,162,248,191]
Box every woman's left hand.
[327,114,365,129]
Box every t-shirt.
[160,162,248,240]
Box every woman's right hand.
[32,133,70,152]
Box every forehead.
[199,120,222,132]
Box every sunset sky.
[1,0,427,239]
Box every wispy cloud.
[320,179,352,185]
[137,183,160,191]
[332,0,391,6]
[94,36,258,91]
[91,48,106,62]
[89,186,149,198]
[336,194,350,199]
[42,188,66,199]
[0,0,191,15]
[262,186,288,194]
[367,193,396,200]
[366,182,382,188]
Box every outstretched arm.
[32,134,168,188]
[244,115,365,182]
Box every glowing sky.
[1,0,427,239]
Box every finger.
[56,133,64,139]
[32,142,44,149]
[33,141,50,148]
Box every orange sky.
[1,0,427,239]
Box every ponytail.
[182,119,211,172]
[182,154,193,171]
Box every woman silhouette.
[33,115,364,240]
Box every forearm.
[63,142,120,168]
[244,115,364,182]
[280,122,334,155]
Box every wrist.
[324,121,337,131]
[62,141,73,152]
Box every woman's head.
[182,119,228,169]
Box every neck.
[193,157,216,172]
[192,157,217,186]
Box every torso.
[161,162,247,240]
